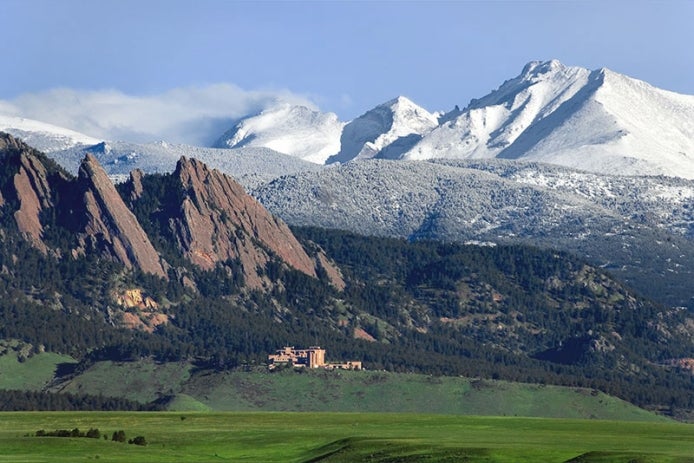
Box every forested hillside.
[0,133,691,415]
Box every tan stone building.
[268,346,362,370]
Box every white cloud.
[0,85,316,146]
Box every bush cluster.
[35,428,146,446]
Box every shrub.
[128,436,147,446]
[111,430,126,443]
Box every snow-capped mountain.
[0,114,101,152]
[402,60,694,178]
[403,60,592,160]
[326,96,438,164]
[209,60,694,178]
[213,103,344,164]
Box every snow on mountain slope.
[0,114,101,152]
[326,96,439,164]
[50,141,322,189]
[254,158,694,243]
[402,60,694,179]
[499,68,694,177]
[252,158,694,308]
[214,103,344,164]
[403,60,591,160]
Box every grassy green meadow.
[0,412,692,463]
[0,351,75,391]
[3,354,690,461]
[55,361,666,421]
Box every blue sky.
[1,0,692,142]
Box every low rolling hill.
[47,358,667,422]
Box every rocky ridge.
[165,156,320,288]
[0,132,332,290]
[76,153,168,278]
[0,133,68,254]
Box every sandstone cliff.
[0,133,67,253]
[168,157,318,287]
[1,133,342,290]
[75,154,168,279]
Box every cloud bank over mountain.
[0,84,315,146]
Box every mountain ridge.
[3,59,694,180]
[1,132,693,417]
[401,61,694,178]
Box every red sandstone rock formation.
[0,133,343,289]
[0,133,65,253]
[169,157,318,287]
[316,251,346,290]
[75,154,168,279]
[12,153,54,253]
[127,169,145,202]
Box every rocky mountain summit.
[121,156,340,289]
[0,134,62,254]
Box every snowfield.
[214,103,344,164]
[0,114,101,152]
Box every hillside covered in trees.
[0,133,692,415]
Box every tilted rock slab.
[170,157,317,287]
[0,133,63,253]
[76,153,168,279]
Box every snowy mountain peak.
[326,96,438,164]
[214,103,344,164]
[402,60,694,178]
[381,95,420,109]
[466,60,590,113]
[521,59,566,78]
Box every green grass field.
[0,412,691,463]
[0,351,75,391]
[180,369,667,421]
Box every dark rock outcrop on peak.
[167,157,319,287]
[74,154,168,279]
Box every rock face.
[1,132,341,290]
[12,153,53,253]
[0,133,66,253]
[76,154,168,279]
[169,157,318,287]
